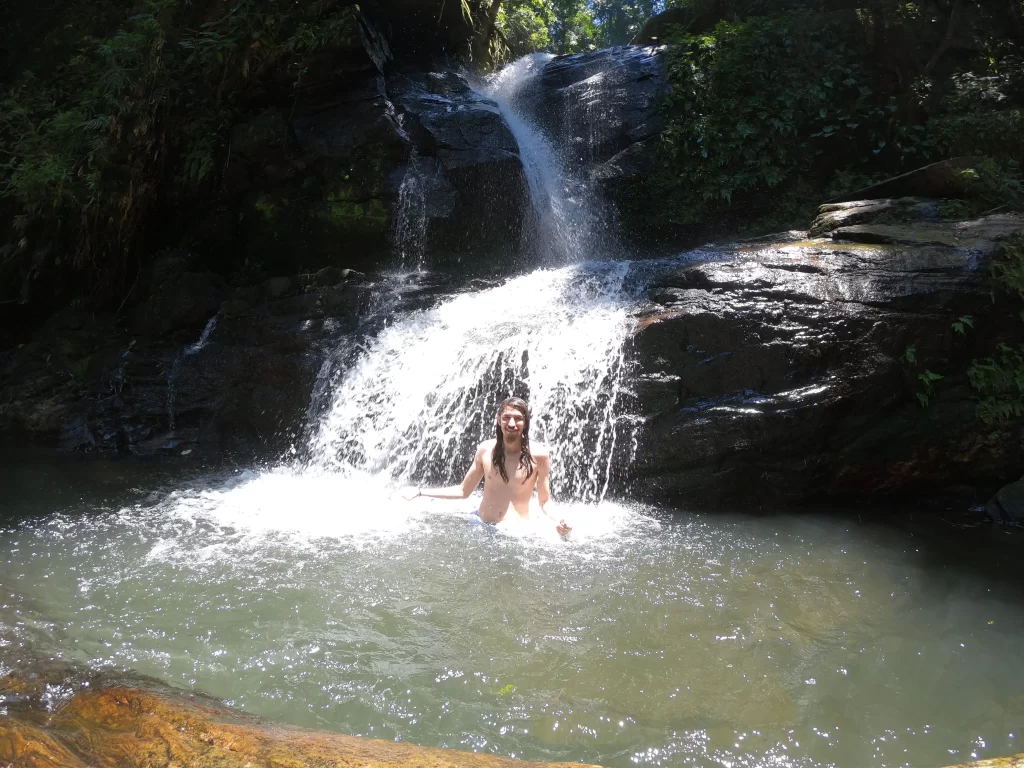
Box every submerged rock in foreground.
[0,683,597,768]
[631,207,1024,506]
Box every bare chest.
[481,452,535,489]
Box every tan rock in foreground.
[944,758,1024,768]
[0,682,1022,768]
[0,686,598,768]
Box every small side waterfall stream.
[166,311,221,433]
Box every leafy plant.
[654,11,917,232]
[952,315,975,336]
[917,369,944,408]
[969,345,1024,423]
[0,0,358,301]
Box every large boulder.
[0,670,596,768]
[206,67,529,276]
[387,70,529,268]
[535,46,668,170]
[0,267,367,459]
[628,207,1024,506]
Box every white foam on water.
[125,471,656,569]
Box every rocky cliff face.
[629,202,1024,506]
[218,64,528,278]
[0,257,368,457]
[0,10,533,459]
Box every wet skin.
[411,407,570,535]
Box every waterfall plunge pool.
[2,458,1024,768]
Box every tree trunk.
[472,0,502,67]
[923,0,964,76]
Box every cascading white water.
[301,56,638,503]
[482,54,612,264]
[393,150,430,270]
[304,262,637,501]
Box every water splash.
[305,262,638,502]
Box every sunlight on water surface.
[2,471,1023,768]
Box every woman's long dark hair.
[492,397,534,483]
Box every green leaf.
[952,315,974,335]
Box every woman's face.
[498,407,526,441]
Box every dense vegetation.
[0,0,656,315]
[1,0,362,310]
[2,1,1023,309]
[637,0,1024,237]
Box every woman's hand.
[555,519,571,536]
[398,487,421,502]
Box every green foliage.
[590,0,660,46]
[965,237,1024,424]
[916,369,944,408]
[958,159,1024,213]
[551,0,601,52]
[657,12,906,228]
[992,234,1024,296]
[496,0,555,62]
[646,0,1024,237]
[969,345,1024,423]
[929,111,1024,161]
[951,315,974,336]
[0,0,357,294]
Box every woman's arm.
[406,448,485,500]
[536,455,571,536]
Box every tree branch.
[923,0,964,76]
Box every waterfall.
[300,56,638,503]
[393,150,429,270]
[304,263,637,501]
[167,312,220,433]
[481,54,613,265]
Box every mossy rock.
[316,197,390,236]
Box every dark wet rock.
[831,213,1024,251]
[291,79,408,160]
[386,70,528,267]
[986,479,1024,523]
[827,157,982,204]
[629,211,1024,506]
[123,255,226,338]
[808,197,941,236]
[530,46,669,243]
[592,137,660,195]
[213,66,529,276]
[230,109,289,157]
[537,46,668,170]
[0,273,368,459]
